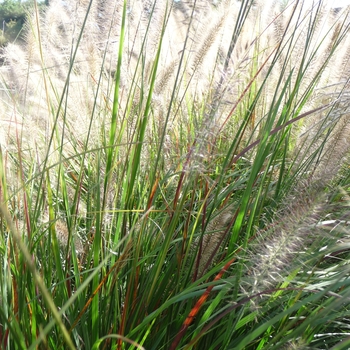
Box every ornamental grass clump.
[1,0,350,349]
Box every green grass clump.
[1,0,350,348]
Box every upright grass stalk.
[0,202,75,349]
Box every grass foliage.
[1,0,350,348]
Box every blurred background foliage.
[0,0,46,45]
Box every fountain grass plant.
[1,0,350,348]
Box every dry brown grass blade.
[68,239,132,333]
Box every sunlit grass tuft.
[1,0,350,348]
